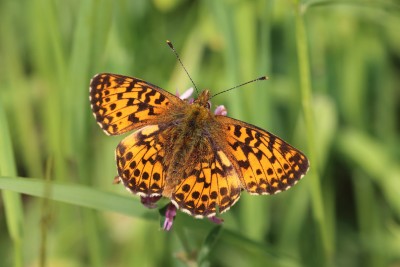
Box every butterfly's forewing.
[116,125,166,196]
[217,116,309,195]
[171,149,241,218]
[90,73,180,135]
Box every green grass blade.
[293,1,332,264]
[0,104,24,267]
[0,177,157,220]
[337,129,400,217]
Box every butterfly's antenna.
[211,76,269,99]
[166,40,199,94]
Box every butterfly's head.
[193,90,211,109]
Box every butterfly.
[89,73,309,218]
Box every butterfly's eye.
[206,101,211,110]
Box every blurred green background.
[1,0,399,266]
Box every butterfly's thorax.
[160,90,222,197]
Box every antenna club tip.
[166,40,173,48]
[260,76,269,80]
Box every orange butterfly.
[89,73,309,219]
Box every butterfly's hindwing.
[116,125,166,196]
[171,149,241,218]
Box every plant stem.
[293,1,332,264]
